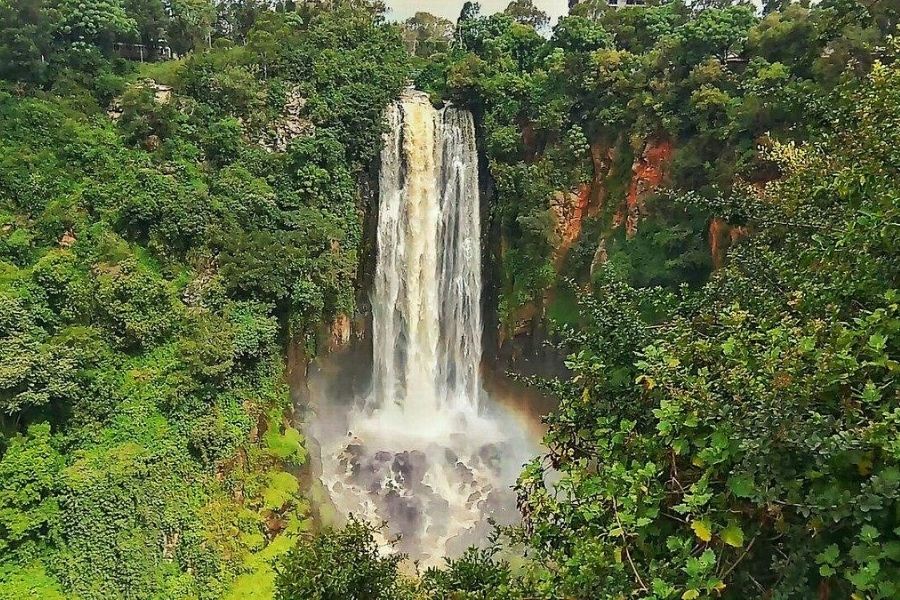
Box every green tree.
[515,43,900,599]
[675,5,757,64]
[117,81,179,146]
[0,423,63,556]
[421,544,523,600]
[166,0,214,54]
[504,0,549,33]
[569,0,613,22]
[551,15,612,53]
[124,0,168,53]
[54,0,136,48]
[402,11,453,58]
[0,0,54,82]
[93,258,176,350]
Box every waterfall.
[372,92,482,419]
[312,91,534,564]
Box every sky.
[385,0,570,23]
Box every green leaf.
[691,519,712,542]
[817,544,840,565]
[727,473,755,498]
[860,381,881,404]
[860,524,880,542]
[682,590,700,600]
[265,425,307,462]
[652,578,677,596]
[867,333,887,352]
[262,471,299,510]
[720,522,744,548]
[721,337,736,355]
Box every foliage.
[425,0,898,326]
[117,81,179,146]
[0,0,54,82]
[504,0,550,33]
[54,0,136,47]
[0,423,62,556]
[514,37,900,599]
[275,518,414,600]
[402,11,453,58]
[0,1,407,597]
[420,542,522,600]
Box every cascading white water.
[313,91,533,563]
[372,91,482,419]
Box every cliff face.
[588,139,615,209]
[550,183,591,268]
[323,119,733,379]
[487,135,677,374]
[551,138,677,273]
[545,137,675,280]
[255,88,315,152]
[616,138,674,239]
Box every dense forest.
[0,0,897,598]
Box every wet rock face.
[325,313,351,352]
[709,217,750,270]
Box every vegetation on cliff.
[417,0,896,331]
[0,0,897,599]
[0,1,408,597]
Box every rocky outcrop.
[106,81,172,120]
[324,313,351,352]
[502,299,541,346]
[588,139,618,211]
[590,238,608,278]
[286,331,311,410]
[493,135,676,353]
[521,120,538,163]
[495,294,567,380]
[256,88,315,152]
[59,230,76,248]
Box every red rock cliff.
[550,183,592,268]
[618,138,673,238]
